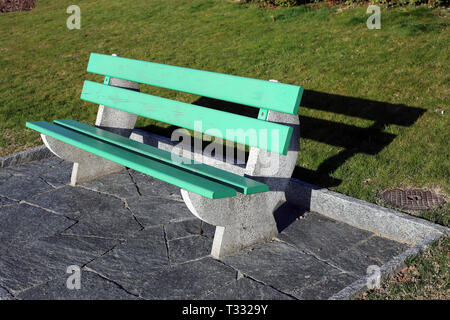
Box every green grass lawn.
[0,0,448,299]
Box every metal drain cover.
[380,188,446,211]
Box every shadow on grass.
[297,90,425,187]
[138,91,425,189]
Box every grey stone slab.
[80,170,139,199]
[126,195,192,228]
[293,271,357,300]
[277,211,373,261]
[329,235,409,277]
[0,174,53,201]
[222,241,341,297]
[128,170,182,201]
[0,234,117,294]
[0,203,75,254]
[16,270,139,300]
[165,218,214,240]
[203,277,294,300]
[86,227,169,295]
[139,257,237,299]
[168,235,212,264]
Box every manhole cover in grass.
[380,188,446,211]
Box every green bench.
[26,53,303,257]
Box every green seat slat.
[54,119,269,195]
[81,81,293,155]
[87,53,303,115]
[25,121,237,199]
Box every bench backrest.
[81,53,304,155]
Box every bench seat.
[26,119,269,199]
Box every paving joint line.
[123,198,145,230]
[127,169,142,196]
[82,266,142,299]
[0,194,20,203]
[8,273,69,297]
[212,258,299,300]
[37,176,59,189]
[19,200,79,222]
[81,243,121,269]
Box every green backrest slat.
[54,119,269,195]
[25,121,236,199]
[81,81,293,155]
[87,53,303,115]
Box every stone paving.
[0,157,410,300]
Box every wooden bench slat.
[87,53,303,115]
[25,121,238,199]
[53,119,269,195]
[81,80,293,155]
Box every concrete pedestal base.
[181,109,300,258]
[40,74,139,186]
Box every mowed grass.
[0,0,449,299]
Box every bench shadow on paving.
[0,158,409,300]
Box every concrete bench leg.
[40,76,140,185]
[42,134,124,185]
[182,190,283,258]
[181,110,300,258]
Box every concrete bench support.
[181,110,300,258]
[41,76,139,185]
